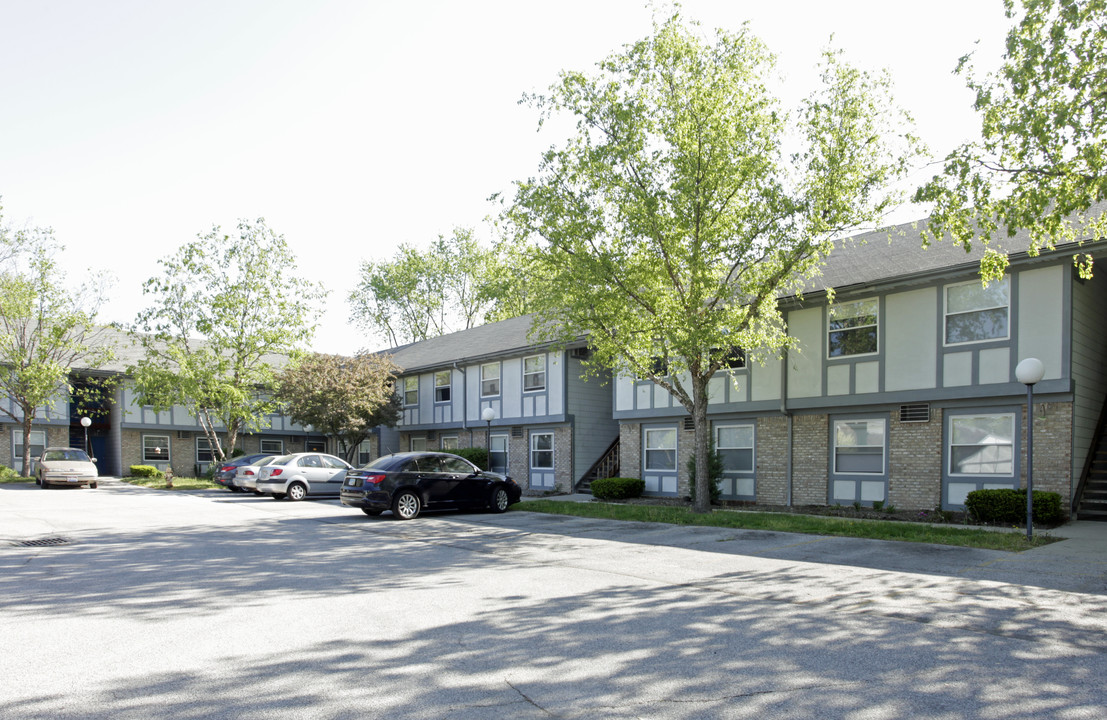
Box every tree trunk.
[690,374,711,514]
[20,412,34,479]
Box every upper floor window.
[523,355,546,392]
[716,346,746,371]
[832,419,885,475]
[945,278,1009,345]
[828,298,878,358]
[434,371,451,403]
[481,363,500,397]
[949,413,1014,476]
[403,377,418,406]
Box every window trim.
[440,435,458,451]
[827,297,879,359]
[403,376,418,406]
[410,436,427,452]
[481,362,501,398]
[644,427,678,472]
[831,417,887,476]
[489,434,509,475]
[714,423,754,474]
[14,429,47,462]
[260,438,284,455]
[523,355,546,392]
[142,434,171,463]
[943,277,1011,347]
[196,436,216,464]
[530,431,554,470]
[947,412,1016,478]
[434,370,452,404]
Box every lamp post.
[481,407,496,471]
[1016,357,1045,541]
[80,416,91,457]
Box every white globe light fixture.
[1015,358,1045,541]
[80,416,91,459]
[481,407,497,471]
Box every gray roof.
[385,314,572,374]
[82,325,294,376]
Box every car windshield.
[43,449,90,462]
[362,455,406,471]
[255,456,277,467]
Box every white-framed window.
[530,432,553,469]
[949,413,1015,476]
[523,355,546,392]
[434,371,451,403]
[481,362,500,397]
[403,377,418,406]
[720,346,746,370]
[715,424,754,473]
[441,436,458,451]
[196,437,215,463]
[490,435,508,475]
[944,277,1009,345]
[14,430,47,465]
[260,439,284,454]
[644,427,677,471]
[828,298,878,358]
[357,440,373,466]
[143,434,171,463]
[832,419,885,475]
[410,436,427,452]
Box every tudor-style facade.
[614,220,1107,513]
[388,315,620,493]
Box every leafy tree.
[0,208,114,476]
[915,0,1107,280]
[275,352,402,464]
[508,13,921,512]
[349,227,503,346]
[131,219,323,464]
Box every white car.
[233,455,279,494]
[255,452,353,501]
[37,447,99,489]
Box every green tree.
[275,352,402,464]
[0,209,114,477]
[508,13,921,512]
[915,0,1107,280]
[131,219,323,464]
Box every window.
[945,278,1009,345]
[14,430,46,464]
[481,363,500,397]
[143,434,170,463]
[644,428,677,471]
[306,438,326,452]
[949,414,1015,476]
[441,436,458,451]
[404,377,418,406]
[832,419,885,475]
[358,440,373,466]
[523,355,546,391]
[442,456,473,474]
[410,437,427,452]
[490,435,508,474]
[828,298,878,357]
[530,432,553,469]
[260,439,284,454]
[433,371,451,403]
[715,425,754,473]
[720,346,746,370]
[196,437,215,463]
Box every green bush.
[454,447,489,470]
[964,488,1065,525]
[591,477,645,500]
[129,465,165,479]
[686,443,724,504]
[0,465,20,480]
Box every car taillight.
[269,468,283,477]
[362,473,386,487]
[221,465,235,473]
[243,470,255,476]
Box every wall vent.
[426,430,436,441]
[683,417,694,431]
[570,347,591,360]
[899,403,931,423]
[176,430,191,439]
[511,426,524,438]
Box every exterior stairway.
[1076,432,1107,521]
[575,438,620,494]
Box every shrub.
[964,488,1065,525]
[591,477,645,500]
[454,447,489,470]
[0,465,19,480]
[129,465,164,479]
[871,500,884,511]
[687,443,724,504]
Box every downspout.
[781,347,793,507]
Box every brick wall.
[888,407,944,510]
[619,421,642,482]
[1023,401,1072,500]
[791,414,828,505]
[756,416,789,505]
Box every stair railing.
[577,437,620,492]
[1074,395,1107,514]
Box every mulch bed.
[611,496,971,525]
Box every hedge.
[591,477,645,500]
[453,447,489,470]
[964,488,1065,526]
[129,465,165,479]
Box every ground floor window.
[944,411,1017,507]
[357,440,373,466]
[642,425,679,496]
[715,423,755,499]
[490,435,508,475]
[830,417,888,505]
[410,436,427,452]
[530,432,553,469]
[14,429,46,469]
[143,434,170,463]
[196,437,215,463]
[441,436,458,451]
[260,438,284,454]
[306,438,326,452]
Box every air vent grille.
[511,426,523,438]
[683,417,694,431]
[899,403,931,423]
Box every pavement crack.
[506,679,558,717]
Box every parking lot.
[3,480,1107,719]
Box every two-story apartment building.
[615,219,1107,513]
[387,315,620,493]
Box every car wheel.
[391,491,421,520]
[489,486,510,513]
[287,482,308,501]
[229,485,243,493]
[271,492,286,500]
[90,481,98,489]
[40,478,49,489]
[361,508,383,516]
[252,490,264,496]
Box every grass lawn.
[120,476,222,491]
[519,499,1060,551]
[0,476,34,484]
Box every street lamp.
[481,406,496,471]
[1016,357,1045,541]
[80,416,91,458]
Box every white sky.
[0,0,1009,355]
